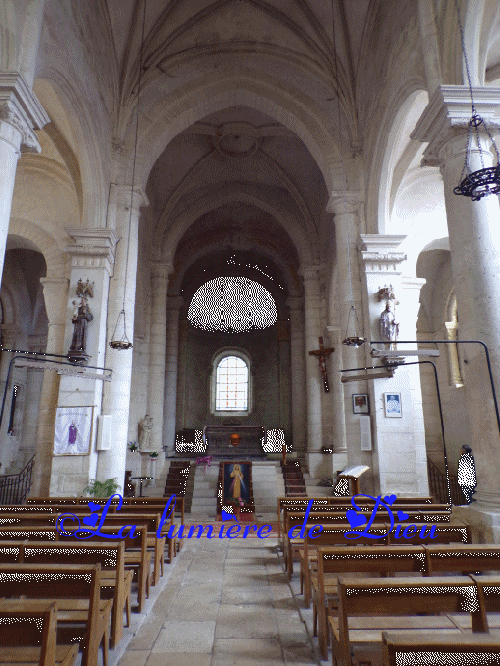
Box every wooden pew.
[382,632,500,666]
[313,545,427,659]
[388,521,470,545]
[0,563,111,666]
[283,509,452,578]
[424,544,500,576]
[0,600,79,666]
[0,522,151,615]
[57,524,151,614]
[20,541,131,649]
[276,496,436,544]
[329,575,485,666]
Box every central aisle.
[117,531,318,666]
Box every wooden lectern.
[337,465,370,496]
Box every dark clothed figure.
[458,445,477,505]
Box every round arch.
[7,219,66,279]
[159,185,315,269]
[133,70,341,195]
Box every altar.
[204,425,266,457]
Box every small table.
[130,476,153,497]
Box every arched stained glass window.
[216,356,248,411]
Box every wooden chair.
[0,600,79,666]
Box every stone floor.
[116,530,320,666]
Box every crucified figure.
[309,337,335,392]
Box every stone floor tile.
[213,637,283,658]
[221,585,274,604]
[115,650,150,666]
[151,620,216,653]
[146,654,212,666]
[215,604,278,639]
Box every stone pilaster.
[148,262,173,454]
[359,235,429,496]
[327,194,367,473]
[99,187,148,489]
[163,296,183,456]
[298,266,325,476]
[413,85,500,535]
[30,277,69,496]
[286,297,306,454]
[44,230,118,496]
[0,73,49,287]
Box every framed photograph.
[352,394,370,414]
[384,392,402,418]
[54,406,94,455]
[222,461,252,505]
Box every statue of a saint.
[139,414,154,452]
[379,302,399,344]
[69,298,93,354]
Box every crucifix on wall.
[309,337,335,393]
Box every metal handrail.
[0,454,35,504]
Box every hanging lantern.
[453,114,500,201]
[109,309,133,350]
[452,0,500,201]
[342,305,366,348]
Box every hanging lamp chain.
[110,0,147,350]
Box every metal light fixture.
[452,0,500,201]
[371,349,440,358]
[110,0,147,350]
[342,305,366,348]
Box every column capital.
[0,73,49,152]
[115,186,149,211]
[298,264,322,281]
[359,234,407,273]
[39,278,69,325]
[286,296,304,311]
[151,261,174,281]
[166,295,184,311]
[65,228,119,275]
[327,192,364,216]
[412,85,500,166]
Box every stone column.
[286,297,306,454]
[47,230,118,496]
[327,195,367,473]
[163,296,183,456]
[325,325,348,464]
[414,86,500,532]
[276,319,291,439]
[299,266,325,476]
[359,235,429,497]
[148,262,172,448]
[30,277,69,496]
[98,187,148,487]
[0,74,48,286]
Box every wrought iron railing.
[427,457,464,506]
[0,455,35,504]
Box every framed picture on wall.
[53,406,94,455]
[352,394,370,414]
[384,392,402,418]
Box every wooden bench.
[57,524,151,614]
[387,521,470,545]
[19,541,131,649]
[382,631,500,666]
[0,563,111,666]
[0,600,79,666]
[0,522,152,615]
[312,545,500,659]
[276,496,436,545]
[329,575,485,666]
